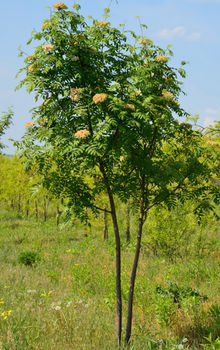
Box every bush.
[18,251,40,266]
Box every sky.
[0,0,220,154]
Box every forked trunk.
[109,192,122,346]
[100,162,122,346]
[125,176,145,345]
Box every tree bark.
[35,201,38,219]
[126,206,130,242]
[18,194,21,212]
[26,200,30,217]
[100,162,122,347]
[125,176,145,345]
[103,206,108,241]
[56,205,60,228]
[43,198,47,222]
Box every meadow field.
[0,205,219,350]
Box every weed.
[18,251,40,266]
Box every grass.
[0,206,219,349]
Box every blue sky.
[1,0,220,153]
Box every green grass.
[0,206,219,349]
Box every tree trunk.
[109,192,122,347]
[43,198,47,222]
[11,199,15,210]
[103,207,108,241]
[35,201,38,219]
[18,194,21,212]
[100,162,122,347]
[56,205,60,228]
[26,200,30,217]
[126,206,130,242]
[125,176,145,345]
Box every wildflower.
[177,345,184,350]
[26,54,39,62]
[0,298,4,304]
[4,286,10,289]
[27,64,35,72]
[173,99,180,107]
[27,289,37,294]
[124,103,135,111]
[40,291,52,297]
[97,20,110,27]
[54,305,61,311]
[66,301,73,307]
[70,88,81,101]
[28,64,41,72]
[24,121,35,129]
[135,90,142,96]
[38,118,48,126]
[156,55,169,63]
[93,93,107,104]
[1,310,12,320]
[42,44,55,52]
[53,2,68,10]
[74,130,90,139]
[41,21,51,29]
[207,140,219,146]
[182,338,188,343]
[138,37,153,45]
[66,249,71,253]
[162,90,174,101]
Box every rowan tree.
[16,2,219,346]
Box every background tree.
[15,3,219,346]
[0,108,13,153]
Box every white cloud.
[187,32,201,41]
[203,107,220,126]
[157,26,201,41]
[203,116,216,127]
[158,26,186,40]
[205,108,219,115]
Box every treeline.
[0,155,62,223]
[0,153,219,262]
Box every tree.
[0,108,13,153]
[16,3,219,346]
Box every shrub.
[18,251,40,266]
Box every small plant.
[208,304,220,339]
[156,281,208,307]
[18,251,40,266]
[201,334,220,349]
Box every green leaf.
[73,3,81,10]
